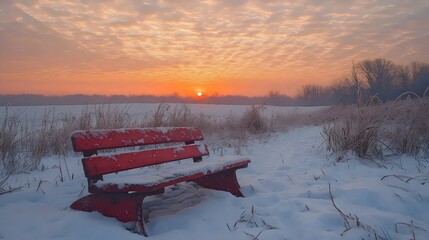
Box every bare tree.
[297,59,428,106]
[330,62,363,105]
[409,62,429,96]
[296,84,335,106]
[298,84,324,99]
[267,90,293,106]
[330,79,350,104]
[358,58,397,101]
[395,64,412,93]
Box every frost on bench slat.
[82,144,209,177]
[71,127,204,152]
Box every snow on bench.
[69,127,251,236]
[96,155,250,190]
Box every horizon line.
[0,92,294,98]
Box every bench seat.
[92,156,250,192]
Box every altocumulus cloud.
[0,0,428,96]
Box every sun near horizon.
[1,1,428,97]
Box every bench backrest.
[71,127,208,178]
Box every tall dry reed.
[323,98,429,161]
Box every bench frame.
[70,127,250,236]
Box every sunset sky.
[1,0,428,97]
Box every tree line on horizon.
[295,58,429,106]
[1,58,428,107]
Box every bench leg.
[70,193,148,236]
[193,168,245,197]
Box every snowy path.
[1,126,428,240]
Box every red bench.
[70,127,250,236]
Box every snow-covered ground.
[1,125,428,240]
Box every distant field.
[1,103,327,124]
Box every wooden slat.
[82,144,209,177]
[71,127,204,152]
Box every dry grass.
[2,99,426,173]
[150,102,170,127]
[93,104,134,129]
[0,104,134,173]
[241,105,267,134]
[383,99,429,157]
[0,103,329,173]
[322,98,429,161]
[322,106,383,159]
[0,107,21,172]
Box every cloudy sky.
[1,0,428,97]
